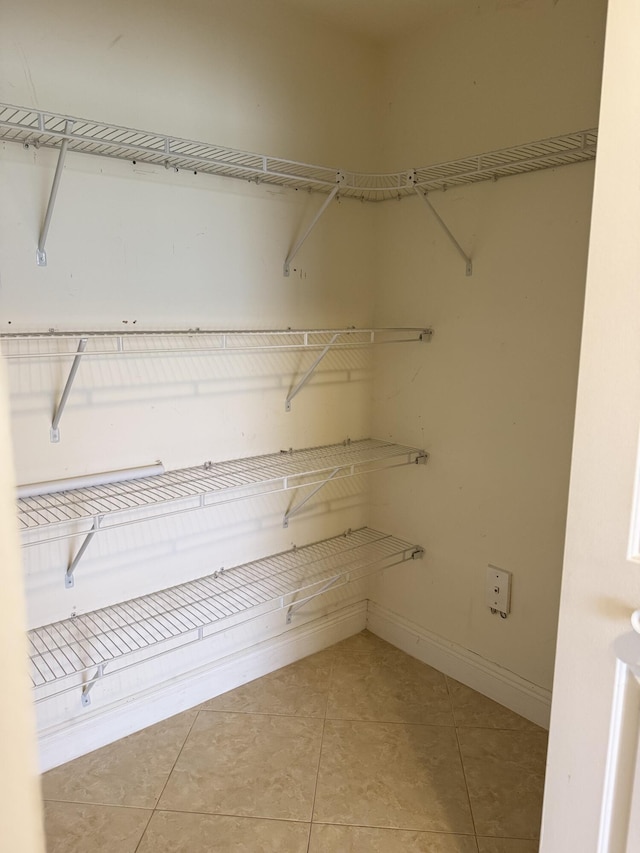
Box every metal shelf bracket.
[51,337,88,443]
[285,332,341,411]
[81,663,105,707]
[65,515,103,588]
[283,172,345,276]
[286,574,343,624]
[408,172,472,276]
[283,467,341,528]
[37,120,74,266]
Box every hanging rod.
[0,103,597,204]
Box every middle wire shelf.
[18,438,427,550]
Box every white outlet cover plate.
[486,565,511,614]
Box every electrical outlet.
[486,565,511,616]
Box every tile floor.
[41,631,547,852]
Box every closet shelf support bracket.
[283,467,342,528]
[286,574,343,624]
[283,172,345,276]
[409,174,472,276]
[37,120,74,266]
[65,515,104,588]
[285,332,340,411]
[81,663,106,707]
[51,337,88,443]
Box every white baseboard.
[38,601,367,772]
[366,602,551,729]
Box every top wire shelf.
[0,103,597,202]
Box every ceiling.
[283,0,467,42]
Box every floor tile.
[330,629,395,656]
[313,719,474,833]
[328,647,453,725]
[446,678,543,732]
[457,728,548,839]
[137,810,310,852]
[41,710,197,808]
[158,711,323,820]
[476,838,539,852]
[43,801,151,853]
[309,823,479,852]
[199,650,333,717]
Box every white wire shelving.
[0,327,431,441]
[28,526,424,707]
[0,327,430,359]
[0,103,597,201]
[18,438,427,587]
[0,102,597,272]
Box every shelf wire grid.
[18,438,426,545]
[28,527,423,699]
[0,103,597,201]
[0,327,429,360]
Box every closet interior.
[0,0,606,768]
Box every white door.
[540,2,640,851]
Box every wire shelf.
[0,327,430,360]
[18,439,426,545]
[28,526,424,702]
[0,103,597,201]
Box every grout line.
[454,722,479,841]
[132,808,155,853]
[197,707,326,719]
[445,668,483,851]
[151,807,311,823]
[133,710,200,853]
[41,798,154,811]
[310,820,478,835]
[305,651,336,852]
[322,714,455,728]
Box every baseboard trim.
[366,602,551,729]
[38,601,367,772]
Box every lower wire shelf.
[28,527,424,707]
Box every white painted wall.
[369,0,607,700]
[541,1,640,848]
[0,0,382,750]
[0,362,45,853]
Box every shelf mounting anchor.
[285,332,340,411]
[37,120,74,266]
[283,467,342,527]
[408,172,472,276]
[65,515,104,588]
[286,574,343,624]
[283,172,345,276]
[81,663,106,707]
[51,337,88,443]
